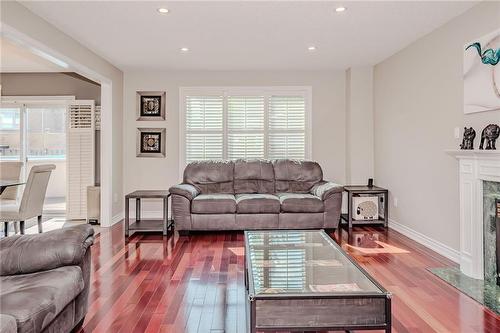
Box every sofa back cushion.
[273,159,323,193]
[234,159,275,194]
[184,160,235,194]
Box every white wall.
[346,67,374,185]
[374,2,500,253]
[1,1,124,224]
[124,70,346,215]
[0,73,101,103]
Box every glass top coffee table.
[244,230,391,333]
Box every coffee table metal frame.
[244,229,392,333]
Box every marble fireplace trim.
[447,150,500,280]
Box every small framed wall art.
[136,128,166,158]
[136,91,166,120]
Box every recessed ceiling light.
[157,8,169,14]
[180,47,189,52]
[335,6,346,12]
[308,46,316,51]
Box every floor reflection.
[334,228,410,255]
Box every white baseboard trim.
[389,218,460,263]
[111,212,124,226]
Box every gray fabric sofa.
[169,159,343,233]
[0,225,94,333]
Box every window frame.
[0,96,74,162]
[179,86,312,172]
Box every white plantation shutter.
[182,88,309,164]
[268,133,305,159]
[228,133,264,159]
[269,96,305,130]
[186,133,223,162]
[268,95,306,159]
[186,96,223,130]
[67,100,95,220]
[227,96,265,159]
[185,96,223,163]
[227,96,264,130]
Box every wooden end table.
[125,190,172,237]
[341,185,389,231]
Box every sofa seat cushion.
[0,266,84,333]
[192,194,236,214]
[277,193,324,213]
[236,194,280,214]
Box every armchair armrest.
[169,184,200,201]
[0,224,94,276]
[310,181,344,200]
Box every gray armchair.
[0,224,94,333]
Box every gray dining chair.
[1,164,56,236]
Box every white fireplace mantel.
[446,149,500,279]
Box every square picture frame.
[136,91,166,120]
[136,128,166,158]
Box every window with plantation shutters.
[185,95,224,163]
[181,88,310,165]
[227,96,265,159]
[268,95,306,159]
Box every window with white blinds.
[185,96,224,162]
[268,96,306,159]
[227,96,265,160]
[182,88,310,164]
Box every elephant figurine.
[460,127,476,150]
[479,124,500,150]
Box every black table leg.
[125,198,130,237]
[136,198,141,221]
[347,192,353,232]
[384,191,389,228]
[163,197,168,236]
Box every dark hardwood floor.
[78,223,500,333]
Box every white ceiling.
[20,1,477,71]
[0,37,70,72]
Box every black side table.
[125,190,172,237]
[341,185,389,231]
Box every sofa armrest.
[0,224,94,276]
[169,184,200,201]
[310,181,344,200]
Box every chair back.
[19,164,56,219]
[0,161,23,200]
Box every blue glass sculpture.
[466,42,500,66]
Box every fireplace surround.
[447,150,500,280]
